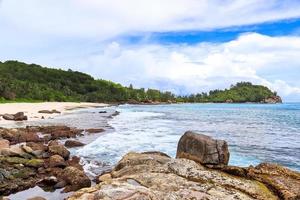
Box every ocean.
[76,103,300,172]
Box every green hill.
[0,60,280,103]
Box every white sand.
[0,102,108,125]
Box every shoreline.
[0,102,109,126]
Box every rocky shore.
[68,132,299,200]
[0,117,299,199]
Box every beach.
[0,102,109,126]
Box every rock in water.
[48,144,70,159]
[64,140,85,148]
[176,131,229,167]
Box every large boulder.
[176,131,229,167]
[61,166,91,192]
[68,152,290,200]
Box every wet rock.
[38,176,58,186]
[54,180,67,189]
[48,144,70,159]
[176,131,230,167]
[64,140,85,148]
[49,155,66,168]
[61,166,91,192]
[98,111,107,113]
[247,163,300,200]
[85,128,105,134]
[66,156,83,170]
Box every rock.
[21,145,34,154]
[48,140,60,146]
[61,166,91,192]
[97,173,112,183]
[27,197,47,200]
[247,163,300,200]
[38,109,61,114]
[263,95,282,104]
[38,176,58,186]
[48,144,70,159]
[0,146,32,159]
[68,152,280,200]
[2,114,15,120]
[54,180,67,189]
[64,140,85,148]
[25,159,44,168]
[26,142,48,152]
[85,128,105,134]
[66,156,83,170]
[98,111,107,113]
[176,131,230,167]
[14,112,28,121]
[0,139,10,149]
[49,155,66,168]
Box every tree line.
[0,61,277,103]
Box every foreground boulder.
[176,131,229,167]
[67,151,300,200]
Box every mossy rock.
[26,159,44,168]
[12,168,35,179]
[4,157,28,165]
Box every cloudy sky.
[1,0,300,101]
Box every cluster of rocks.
[0,125,96,196]
[68,132,300,200]
[0,112,28,121]
[0,139,91,196]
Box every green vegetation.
[178,82,277,103]
[0,60,278,103]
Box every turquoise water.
[77,103,300,171]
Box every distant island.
[0,60,282,104]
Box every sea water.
[76,103,300,171]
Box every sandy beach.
[0,102,109,125]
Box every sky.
[1,0,300,101]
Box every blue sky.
[1,0,300,101]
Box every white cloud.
[1,0,300,39]
[48,33,300,101]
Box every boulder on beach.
[64,140,85,148]
[2,112,28,121]
[176,131,230,167]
